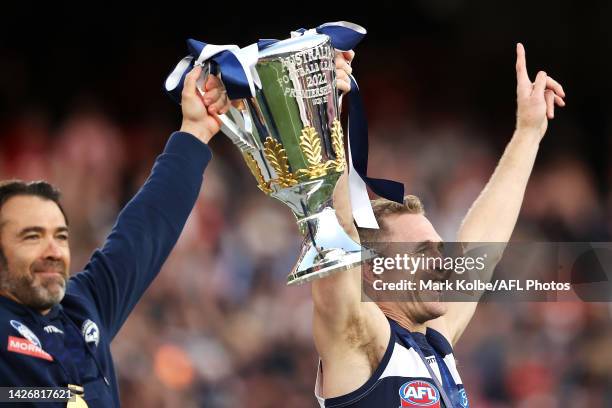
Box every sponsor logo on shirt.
[81,319,99,347]
[399,380,441,407]
[43,325,64,335]
[10,320,41,348]
[7,336,53,361]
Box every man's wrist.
[180,121,213,144]
[513,127,542,145]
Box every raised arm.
[458,43,565,243]
[68,67,230,338]
[310,50,392,397]
[430,43,566,345]
[312,169,390,396]
[312,170,382,341]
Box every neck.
[0,291,51,315]
[378,303,427,334]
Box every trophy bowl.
[210,33,369,285]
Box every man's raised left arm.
[430,43,566,345]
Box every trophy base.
[287,207,374,286]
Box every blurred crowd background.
[2,2,612,407]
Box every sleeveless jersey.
[315,319,469,407]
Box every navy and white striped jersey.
[315,319,469,408]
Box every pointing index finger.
[516,43,532,96]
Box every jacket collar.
[0,294,63,321]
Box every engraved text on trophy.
[277,44,333,105]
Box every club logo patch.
[399,380,441,407]
[10,320,41,348]
[81,319,99,347]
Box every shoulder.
[424,316,456,347]
[317,315,396,401]
[63,280,103,321]
[424,326,454,356]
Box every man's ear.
[361,260,376,285]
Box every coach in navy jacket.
[0,66,229,407]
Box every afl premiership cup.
[208,33,369,285]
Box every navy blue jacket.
[0,132,212,407]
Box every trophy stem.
[287,207,372,285]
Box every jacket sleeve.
[68,131,213,339]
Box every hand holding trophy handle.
[195,62,258,153]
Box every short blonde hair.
[357,195,424,243]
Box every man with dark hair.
[0,181,70,313]
[0,65,228,407]
[0,181,65,214]
[312,44,566,407]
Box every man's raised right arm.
[311,49,390,360]
[311,171,388,357]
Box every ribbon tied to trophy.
[165,21,404,223]
[165,21,405,284]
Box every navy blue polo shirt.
[0,132,212,407]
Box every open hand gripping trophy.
[165,23,404,285]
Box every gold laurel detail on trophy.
[300,126,323,165]
[297,126,328,179]
[263,137,298,187]
[330,119,347,172]
[244,152,272,194]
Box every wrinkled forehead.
[0,195,67,233]
[382,213,442,243]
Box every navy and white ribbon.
[165,39,260,103]
[290,21,366,51]
[165,21,404,229]
[290,22,404,228]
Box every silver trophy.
[206,33,369,285]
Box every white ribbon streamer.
[347,114,379,229]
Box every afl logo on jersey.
[399,380,440,407]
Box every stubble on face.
[0,250,68,311]
[0,196,70,313]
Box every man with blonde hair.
[312,43,566,407]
